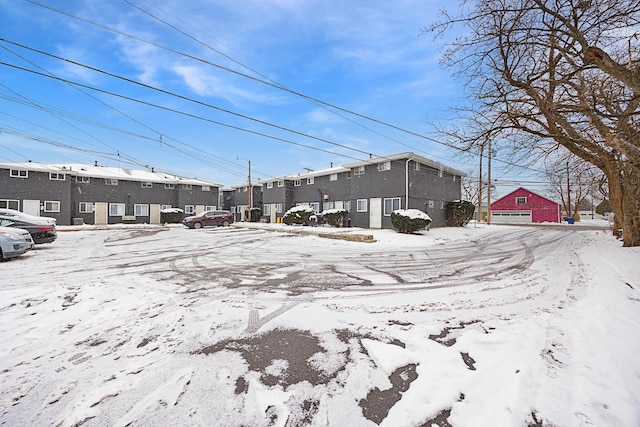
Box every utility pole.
[248,160,252,222]
[478,144,484,225]
[487,140,492,225]
[566,161,571,219]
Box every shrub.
[391,209,432,233]
[282,205,316,225]
[446,200,475,226]
[160,208,184,224]
[322,208,348,227]
[244,208,262,222]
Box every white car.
[0,208,57,227]
[0,227,31,260]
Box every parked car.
[183,210,234,229]
[0,219,57,244]
[0,227,31,260]
[0,225,34,249]
[0,208,56,226]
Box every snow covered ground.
[1,221,638,426]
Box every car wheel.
[193,222,203,229]
[222,220,230,227]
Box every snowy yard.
[1,222,639,426]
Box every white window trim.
[294,180,301,187]
[266,182,274,189]
[277,180,284,187]
[357,199,368,212]
[105,179,118,186]
[76,176,90,183]
[378,161,391,172]
[516,197,527,204]
[141,182,153,188]
[354,166,365,175]
[307,177,314,185]
[10,169,28,178]
[329,173,338,181]
[202,185,211,191]
[185,205,195,214]
[109,203,125,216]
[1,199,20,210]
[161,204,173,210]
[79,202,93,213]
[384,198,401,216]
[182,184,192,190]
[44,201,60,212]
[164,183,175,189]
[276,203,283,214]
[49,172,65,181]
[135,204,149,216]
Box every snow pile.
[392,209,432,221]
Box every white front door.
[369,198,382,228]
[23,199,40,216]
[94,202,108,225]
[150,204,161,224]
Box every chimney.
[94,161,98,166]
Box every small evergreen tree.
[446,200,475,226]
[322,209,348,227]
[595,199,611,216]
[391,209,431,233]
[282,206,315,225]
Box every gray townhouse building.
[0,161,222,225]
[260,152,464,229]
[229,183,263,222]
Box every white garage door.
[491,210,532,224]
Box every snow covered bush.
[445,200,475,227]
[390,209,432,233]
[160,208,184,224]
[322,208,348,227]
[282,205,316,225]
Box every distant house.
[490,187,561,224]
[0,162,222,225]
[261,152,465,229]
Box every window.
[202,185,210,191]
[161,204,173,210]
[307,177,314,185]
[79,202,93,213]
[428,200,435,209]
[344,200,351,212]
[440,200,445,209]
[182,184,192,190]
[164,183,175,189]
[267,182,274,189]
[329,173,338,181]
[264,204,271,215]
[109,203,125,216]
[105,179,118,186]
[309,202,320,212]
[0,199,19,210]
[354,166,365,175]
[357,199,368,212]
[413,162,421,171]
[49,172,65,181]
[243,186,248,192]
[141,182,153,188]
[323,201,334,210]
[277,180,284,187]
[43,201,60,212]
[384,198,401,216]
[134,204,149,216]
[75,176,90,183]
[276,203,283,214]
[516,197,527,204]
[294,180,301,187]
[185,205,195,214]
[346,171,351,179]
[205,205,216,211]
[10,169,28,178]
[378,161,391,172]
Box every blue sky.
[0,0,538,191]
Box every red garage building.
[491,187,561,224]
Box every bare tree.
[427,0,640,246]
[545,151,606,220]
